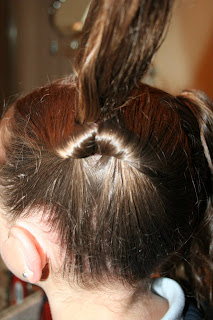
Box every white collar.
[152,277,185,320]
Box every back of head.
[0,0,213,306]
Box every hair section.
[0,80,213,304]
[75,0,174,123]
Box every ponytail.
[178,90,213,175]
[75,0,174,123]
[168,90,213,303]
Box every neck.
[43,280,168,320]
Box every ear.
[1,226,47,284]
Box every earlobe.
[2,226,47,284]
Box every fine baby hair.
[0,0,213,318]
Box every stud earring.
[22,272,28,278]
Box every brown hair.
[1,0,213,306]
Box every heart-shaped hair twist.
[56,119,139,167]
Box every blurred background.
[0,0,212,318]
[0,0,212,115]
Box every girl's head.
[0,0,212,307]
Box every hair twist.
[56,118,139,167]
[56,124,97,159]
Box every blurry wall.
[0,1,11,107]
[152,0,213,98]
[0,0,78,113]
[11,0,73,94]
